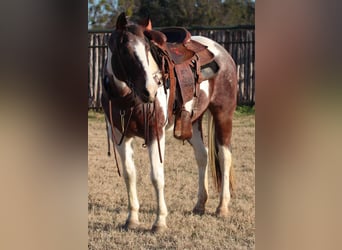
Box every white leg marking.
[115,133,140,225]
[148,132,168,230]
[216,144,232,215]
[188,121,209,214]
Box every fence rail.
[88,26,255,109]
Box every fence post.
[88,33,94,108]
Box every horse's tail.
[207,112,234,196]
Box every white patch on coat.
[106,48,114,75]
[183,80,209,113]
[199,80,209,98]
[184,100,193,113]
[156,87,168,119]
[133,40,159,96]
[106,48,127,89]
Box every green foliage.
[88,110,105,121]
[88,0,255,28]
[235,105,255,116]
[88,0,118,28]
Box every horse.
[101,12,237,233]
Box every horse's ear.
[146,19,152,30]
[144,30,167,49]
[144,14,152,30]
[138,14,152,30]
[116,12,127,30]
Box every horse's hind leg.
[148,132,168,232]
[216,143,233,217]
[115,134,140,229]
[212,111,234,217]
[188,118,209,215]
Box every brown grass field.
[88,111,255,249]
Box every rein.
[107,94,163,177]
[108,99,135,177]
[108,99,135,147]
[106,34,174,176]
[141,102,163,163]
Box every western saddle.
[146,27,216,140]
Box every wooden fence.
[88,26,255,109]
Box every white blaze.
[133,40,159,98]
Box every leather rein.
[108,94,163,177]
[107,41,171,176]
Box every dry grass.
[88,111,255,249]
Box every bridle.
[106,31,166,176]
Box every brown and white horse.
[101,13,237,232]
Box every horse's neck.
[106,48,130,95]
[148,51,162,78]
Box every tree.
[88,0,255,29]
[88,0,118,28]
[134,0,254,27]
[192,0,224,26]
[222,0,255,25]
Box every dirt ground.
[88,111,255,249]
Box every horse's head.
[107,12,160,103]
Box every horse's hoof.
[215,207,229,218]
[151,224,167,233]
[193,206,205,215]
[123,220,140,230]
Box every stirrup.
[174,110,192,140]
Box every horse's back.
[191,36,237,111]
[191,36,228,56]
[191,36,236,71]
[191,36,236,82]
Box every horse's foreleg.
[188,120,209,215]
[115,135,140,229]
[148,132,168,232]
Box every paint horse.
[101,13,237,232]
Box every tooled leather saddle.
[146,27,217,140]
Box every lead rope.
[105,116,111,157]
[141,102,163,163]
[142,103,150,148]
[154,101,163,163]
[108,100,121,177]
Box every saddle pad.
[174,64,195,103]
